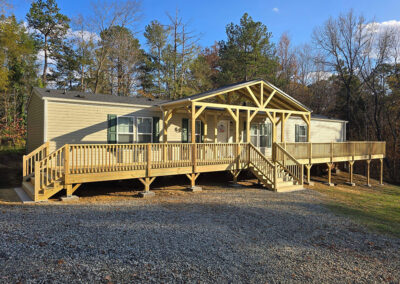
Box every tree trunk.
[42,35,48,85]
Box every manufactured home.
[22,80,385,201]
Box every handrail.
[34,145,65,198]
[23,142,49,180]
[248,143,275,185]
[274,143,303,185]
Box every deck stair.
[247,143,303,192]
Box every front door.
[217,120,229,143]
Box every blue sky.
[12,0,400,48]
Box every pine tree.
[26,0,69,86]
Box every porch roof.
[159,79,312,113]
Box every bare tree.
[312,10,374,137]
[88,0,142,93]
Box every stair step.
[276,180,295,187]
[22,181,35,201]
[276,184,304,193]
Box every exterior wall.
[26,93,45,153]
[46,100,161,152]
[281,116,346,143]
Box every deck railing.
[273,143,303,185]
[23,142,50,180]
[278,141,386,162]
[65,143,248,175]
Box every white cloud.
[67,29,100,43]
[272,7,279,13]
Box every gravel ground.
[0,187,399,283]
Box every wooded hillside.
[0,0,399,182]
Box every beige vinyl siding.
[278,116,345,143]
[46,100,162,152]
[26,93,44,153]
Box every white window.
[117,116,135,143]
[137,117,153,143]
[250,122,272,148]
[188,120,202,143]
[296,125,307,142]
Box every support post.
[214,114,218,143]
[345,161,355,186]
[246,110,250,143]
[305,164,313,186]
[281,113,285,142]
[229,170,241,187]
[325,162,334,186]
[379,158,384,185]
[365,159,371,187]
[138,177,156,197]
[186,173,201,191]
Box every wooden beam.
[235,108,239,143]
[246,110,251,143]
[326,162,333,186]
[305,164,312,184]
[246,86,261,107]
[186,173,200,187]
[226,107,238,122]
[194,105,206,119]
[191,103,196,143]
[263,90,276,108]
[281,113,286,142]
[194,101,309,115]
[349,161,354,185]
[260,83,263,107]
[379,158,384,185]
[139,177,156,192]
[214,115,218,143]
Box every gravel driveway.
[0,187,399,283]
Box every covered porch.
[159,80,312,156]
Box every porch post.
[203,114,208,142]
[235,108,240,143]
[272,112,277,143]
[191,102,197,173]
[214,115,218,143]
[281,113,285,142]
[246,110,251,143]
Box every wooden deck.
[22,141,386,201]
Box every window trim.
[297,124,307,142]
[116,115,135,143]
[250,122,272,148]
[136,116,153,143]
